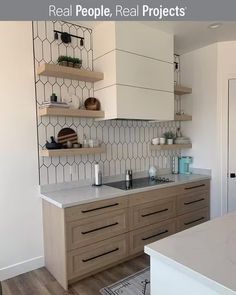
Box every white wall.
[0,22,44,280]
[180,44,221,218]
[180,41,236,218]
[217,41,236,214]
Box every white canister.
[160,137,166,145]
[151,138,159,145]
[167,138,174,145]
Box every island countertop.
[40,173,210,208]
[145,212,236,294]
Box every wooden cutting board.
[57,128,78,146]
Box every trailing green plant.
[57,55,82,64]
[57,55,68,63]
[73,57,82,64]
[67,56,74,63]
[163,131,176,139]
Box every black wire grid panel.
[33,21,180,186]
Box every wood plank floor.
[2,254,149,295]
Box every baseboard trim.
[0,256,44,281]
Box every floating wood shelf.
[174,114,192,121]
[150,144,192,151]
[174,85,192,95]
[38,107,105,118]
[37,63,104,82]
[40,146,106,157]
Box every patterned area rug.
[100,267,150,295]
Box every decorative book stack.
[40,101,69,108]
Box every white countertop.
[145,212,236,294]
[40,174,210,208]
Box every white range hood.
[93,22,174,121]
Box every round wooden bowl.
[84,97,101,111]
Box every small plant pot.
[68,62,74,67]
[74,63,82,69]
[167,139,174,145]
[160,138,166,145]
[58,61,68,67]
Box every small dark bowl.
[46,142,62,150]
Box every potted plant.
[67,56,74,67]
[163,131,176,145]
[57,55,68,67]
[73,57,82,68]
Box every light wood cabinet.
[130,197,176,229]
[43,179,210,290]
[67,234,128,280]
[177,208,209,231]
[177,191,209,215]
[65,196,128,222]
[130,219,176,255]
[66,209,128,250]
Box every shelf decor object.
[40,146,106,157]
[174,85,192,95]
[38,107,105,118]
[150,144,192,151]
[37,63,104,82]
[174,114,192,121]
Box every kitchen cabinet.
[67,234,128,281]
[130,219,176,255]
[42,179,210,290]
[66,209,128,250]
[93,22,174,121]
[177,208,209,231]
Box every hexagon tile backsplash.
[33,21,180,186]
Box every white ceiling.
[143,21,236,54]
[77,21,236,55]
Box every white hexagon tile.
[33,21,180,185]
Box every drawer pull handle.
[185,184,206,190]
[184,198,205,205]
[184,216,205,225]
[81,203,119,213]
[82,247,119,263]
[142,230,169,241]
[141,208,168,218]
[81,222,119,235]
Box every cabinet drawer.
[65,197,128,222]
[66,209,128,250]
[130,197,176,229]
[180,180,210,195]
[130,220,176,255]
[67,234,128,279]
[177,191,209,215]
[129,186,180,206]
[177,208,209,231]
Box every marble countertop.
[40,173,210,208]
[145,212,236,294]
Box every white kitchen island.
[145,212,236,295]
